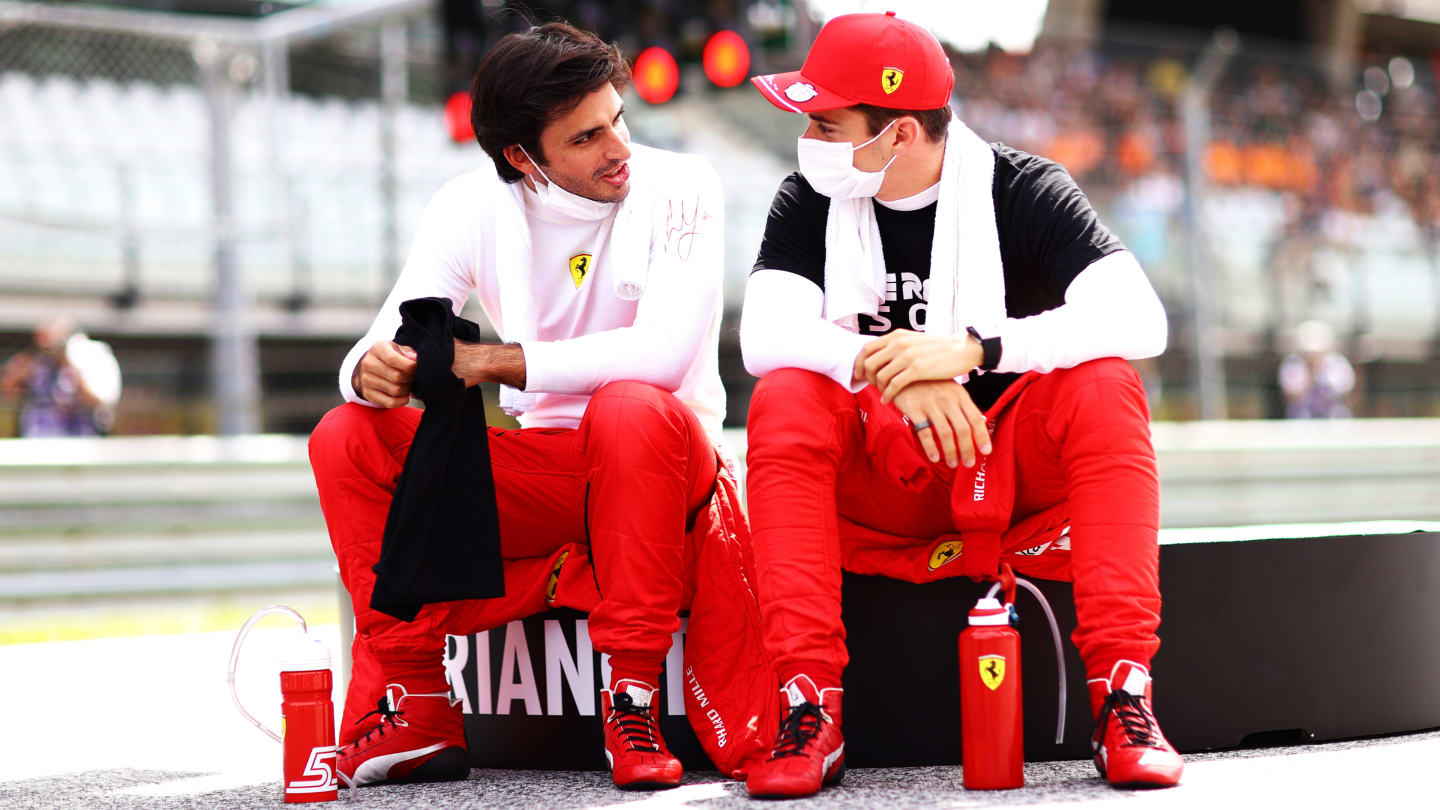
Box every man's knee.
[1050,358,1145,396]
[749,368,852,427]
[308,403,412,482]
[583,382,715,512]
[587,381,690,430]
[309,403,370,466]
[1040,358,1149,420]
[584,381,704,459]
[747,369,858,466]
[1038,359,1155,454]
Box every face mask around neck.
[796,119,899,200]
[518,145,616,220]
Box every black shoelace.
[609,693,660,753]
[771,702,824,759]
[349,697,404,749]
[1097,689,1160,748]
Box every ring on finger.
[911,419,931,433]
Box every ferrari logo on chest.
[568,253,593,288]
[882,67,903,95]
[979,655,1006,690]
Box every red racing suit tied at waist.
[842,373,1076,585]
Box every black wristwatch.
[966,326,1002,373]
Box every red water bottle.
[959,596,1023,789]
[280,637,338,803]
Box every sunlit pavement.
[3,629,1436,809]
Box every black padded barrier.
[458,528,1440,769]
[448,610,708,770]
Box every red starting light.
[633,46,679,104]
[444,90,474,143]
[703,30,750,88]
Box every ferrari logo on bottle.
[569,253,593,288]
[927,539,962,571]
[979,655,1006,690]
[881,67,904,94]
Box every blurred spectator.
[0,318,121,436]
[1278,319,1355,419]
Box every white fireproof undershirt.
[741,249,1167,391]
[339,150,727,439]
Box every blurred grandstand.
[952,14,1440,419]
[2,0,1439,434]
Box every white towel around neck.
[821,117,1005,339]
[492,157,655,416]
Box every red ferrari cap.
[751,11,954,114]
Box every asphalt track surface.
[5,628,1437,809]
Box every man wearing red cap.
[742,11,1185,797]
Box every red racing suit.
[745,358,1163,686]
[310,380,777,777]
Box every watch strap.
[966,326,1002,372]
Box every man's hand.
[856,329,984,403]
[891,379,991,469]
[354,340,527,407]
[353,340,417,408]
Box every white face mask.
[518,145,615,221]
[797,119,899,200]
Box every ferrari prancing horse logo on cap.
[569,253,592,288]
[882,67,904,94]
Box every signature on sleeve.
[664,195,709,261]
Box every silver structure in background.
[0,0,435,434]
[1181,27,1240,419]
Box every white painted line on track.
[586,781,732,809]
[115,770,272,797]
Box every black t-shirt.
[752,143,1124,411]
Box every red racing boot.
[336,683,469,787]
[1088,660,1184,788]
[600,678,682,790]
[746,675,846,798]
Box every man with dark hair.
[309,21,729,790]
[741,11,1184,798]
